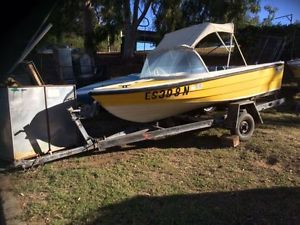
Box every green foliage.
[44,0,294,57]
[93,0,123,43]
[152,0,183,34]
[261,5,278,26]
[92,0,157,57]
[37,33,84,49]
[62,33,85,49]
[35,0,86,52]
[48,0,85,39]
[153,0,261,34]
[95,34,122,52]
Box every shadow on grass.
[72,187,300,225]
[0,195,5,225]
[262,114,300,128]
[0,172,6,225]
[260,105,300,128]
[258,90,300,128]
[129,132,224,150]
[71,132,224,162]
[84,131,226,157]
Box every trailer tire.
[231,112,255,141]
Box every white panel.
[8,87,49,160]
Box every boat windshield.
[140,48,207,78]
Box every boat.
[287,58,300,85]
[90,22,284,123]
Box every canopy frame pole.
[216,32,230,52]
[227,34,233,68]
[233,34,247,66]
[193,50,209,72]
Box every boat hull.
[91,63,284,123]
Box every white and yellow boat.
[90,23,284,123]
[287,58,300,84]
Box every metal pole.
[274,14,293,24]
[216,32,230,52]
[233,34,247,66]
[227,34,233,68]
[8,24,53,74]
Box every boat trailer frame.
[12,98,285,169]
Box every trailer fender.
[224,101,263,131]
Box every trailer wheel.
[231,112,255,141]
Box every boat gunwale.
[90,61,284,96]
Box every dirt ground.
[0,173,26,225]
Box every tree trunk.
[122,26,136,59]
[121,0,152,59]
[83,0,94,56]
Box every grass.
[8,105,300,225]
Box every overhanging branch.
[135,0,152,28]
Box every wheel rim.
[240,120,250,135]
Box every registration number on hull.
[145,86,190,100]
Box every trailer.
[9,97,284,169]
[0,2,286,170]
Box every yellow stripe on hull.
[92,64,283,122]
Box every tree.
[153,0,261,34]
[95,0,156,58]
[122,0,154,58]
[43,0,98,60]
[46,0,262,59]
[84,0,97,56]
[261,5,278,26]
[93,0,123,50]
[48,0,84,42]
[152,0,182,34]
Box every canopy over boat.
[156,23,234,51]
[140,23,237,79]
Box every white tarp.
[155,22,234,51]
